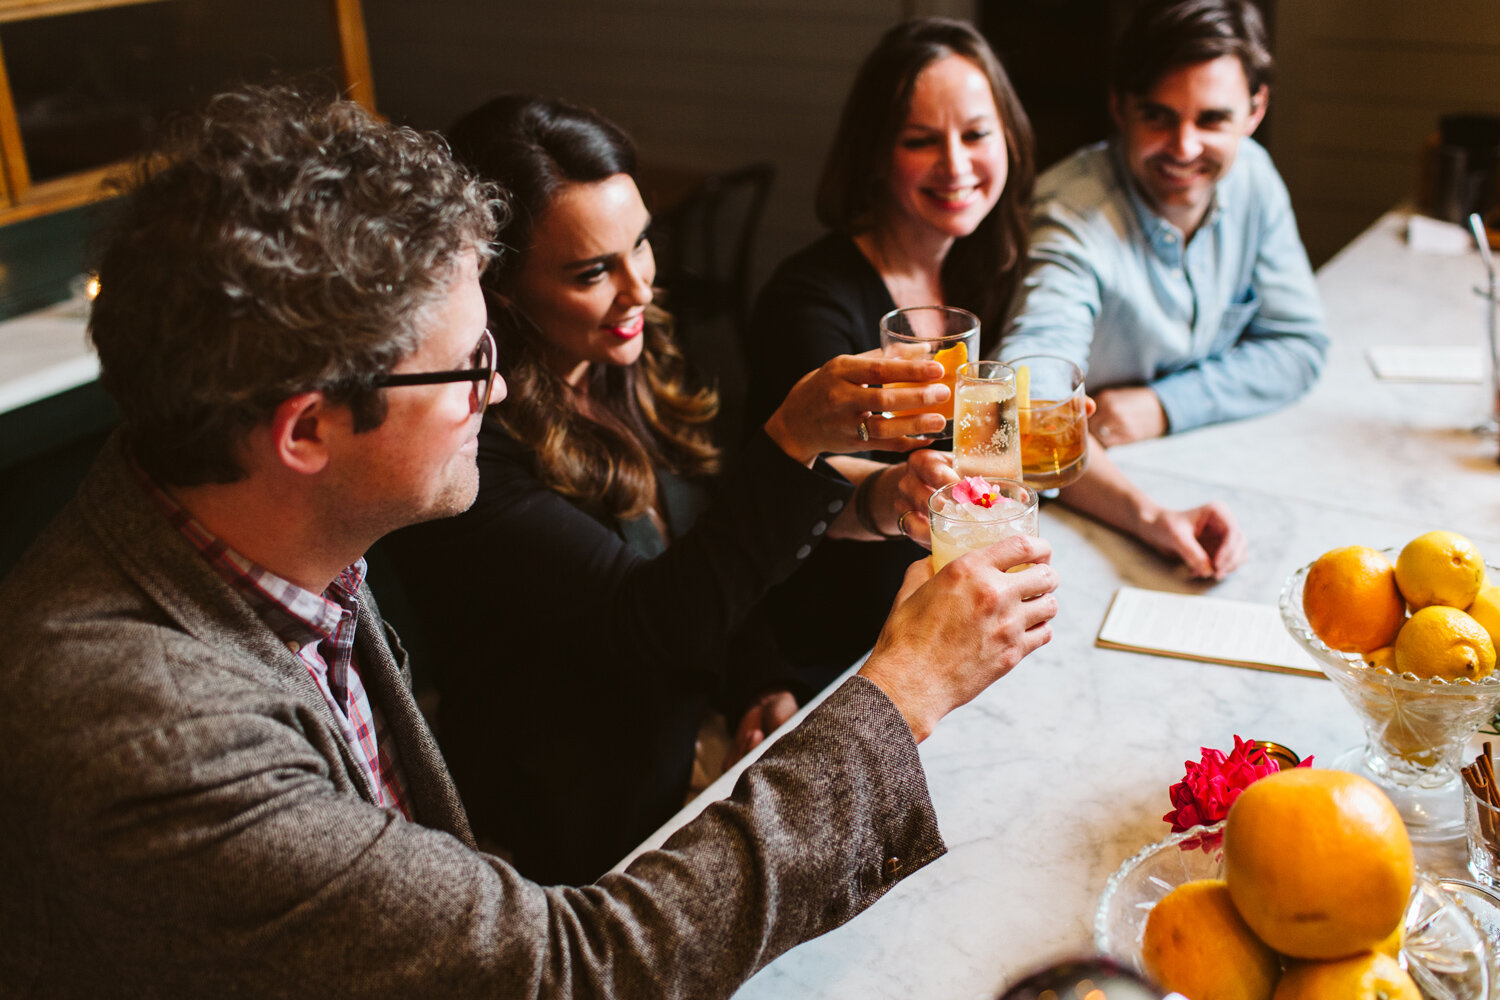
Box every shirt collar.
[136,465,367,648]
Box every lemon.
[1392,606,1496,680]
[1380,709,1444,768]
[1272,952,1419,1000]
[1141,878,1280,1000]
[1363,646,1396,671]
[1467,584,1500,649]
[1303,546,1406,653]
[1394,530,1486,610]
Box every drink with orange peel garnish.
[879,305,980,439]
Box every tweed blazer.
[0,434,946,999]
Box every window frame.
[0,0,375,226]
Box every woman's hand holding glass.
[889,449,959,549]
[834,450,955,541]
[762,349,952,465]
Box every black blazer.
[746,234,930,681]
[383,419,852,884]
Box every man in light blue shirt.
[1005,136,1325,435]
[997,0,1324,579]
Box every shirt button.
[286,640,301,653]
[795,544,812,560]
[883,856,903,878]
[827,499,844,514]
[811,520,827,536]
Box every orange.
[1303,546,1406,653]
[1224,769,1413,960]
[1395,530,1486,610]
[1141,879,1280,1000]
[1373,921,1403,960]
[1272,952,1419,1000]
[1392,605,1496,681]
[887,341,967,421]
[928,341,968,421]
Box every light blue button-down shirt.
[998,137,1327,432]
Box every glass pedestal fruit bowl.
[1280,552,1500,842]
[1094,822,1490,999]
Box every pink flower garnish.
[952,475,1007,509]
[1164,735,1313,850]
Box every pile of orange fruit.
[1303,531,1498,681]
[1141,769,1418,1000]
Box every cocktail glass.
[926,477,1037,573]
[954,360,1021,479]
[879,305,980,440]
[1280,550,1500,842]
[1003,353,1089,490]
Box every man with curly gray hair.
[0,86,1058,997]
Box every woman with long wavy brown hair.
[384,93,947,885]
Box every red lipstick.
[609,314,646,340]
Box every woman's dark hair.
[815,18,1035,351]
[1110,0,1273,99]
[446,94,718,520]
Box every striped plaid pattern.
[140,472,412,819]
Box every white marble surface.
[624,210,1500,998]
[1117,209,1500,540]
[0,295,95,414]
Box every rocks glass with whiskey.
[1003,353,1089,490]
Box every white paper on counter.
[1096,586,1324,678]
[1366,345,1483,383]
[1406,214,1476,255]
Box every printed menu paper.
[1096,587,1323,678]
[1366,345,1483,383]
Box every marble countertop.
[0,294,94,415]
[621,209,1500,997]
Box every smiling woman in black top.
[746,18,1038,683]
[383,94,946,884]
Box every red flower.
[1164,736,1313,837]
[953,475,1008,509]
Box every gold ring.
[897,510,914,536]
[858,419,870,443]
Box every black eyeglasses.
[372,328,496,413]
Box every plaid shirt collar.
[136,466,367,656]
[133,466,411,817]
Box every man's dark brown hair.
[1110,0,1273,99]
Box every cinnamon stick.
[1468,748,1500,872]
